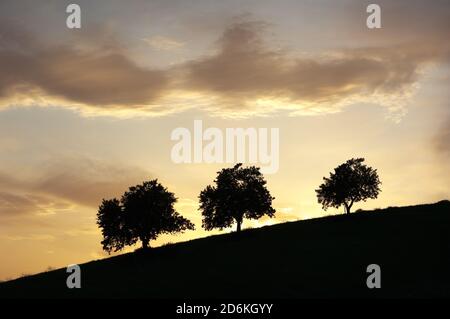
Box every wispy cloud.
[143,36,185,51]
[0,156,153,219]
[1,234,56,241]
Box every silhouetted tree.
[316,158,381,214]
[97,198,130,253]
[97,180,195,253]
[199,163,275,232]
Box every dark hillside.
[1,200,449,298]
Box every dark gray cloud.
[0,21,168,108]
[182,19,449,111]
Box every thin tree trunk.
[142,238,150,249]
[236,220,242,232]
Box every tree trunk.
[344,203,351,215]
[142,238,150,249]
[236,220,242,232]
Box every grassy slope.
[1,201,449,298]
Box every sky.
[0,0,449,281]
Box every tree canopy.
[316,158,381,214]
[97,179,194,253]
[199,163,275,232]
